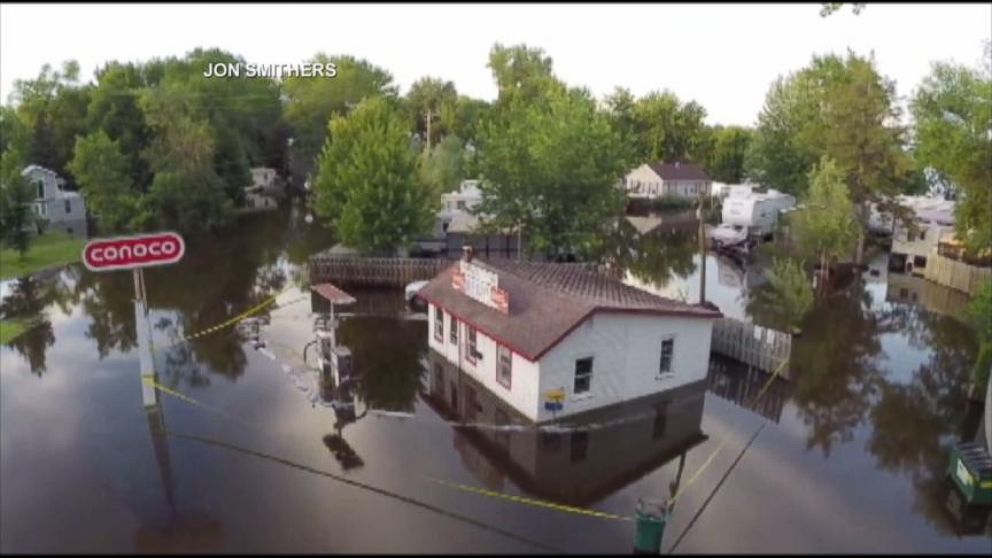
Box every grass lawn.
[0,232,86,281]
[0,316,41,345]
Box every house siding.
[623,164,711,200]
[535,312,713,422]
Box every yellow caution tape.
[427,477,633,522]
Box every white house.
[21,165,87,237]
[437,179,483,234]
[417,248,722,423]
[243,167,284,212]
[720,188,796,239]
[889,195,956,275]
[423,348,708,504]
[622,161,712,200]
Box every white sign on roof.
[452,260,509,314]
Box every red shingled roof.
[648,161,710,181]
[417,258,721,362]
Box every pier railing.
[310,254,455,287]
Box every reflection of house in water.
[885,272,970,321]
[422,350,707,506]
[707,354,789,424]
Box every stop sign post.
[82,232,185,407]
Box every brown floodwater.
[1,205,989,553]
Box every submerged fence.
[310,254,455,287]
[922,251,991,296]
[710,318,792,378]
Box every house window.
[36,181,44,200]
[918,229,926,241]
[496,344,512,390]
[570,431,588,462]
[457,200,467,210]
[64,199,71,214]
[433,306,444,342]
[466,326,479,364]
[660,337,675,375]
[37,202,46,217]
[541,431,562,453]
[449,313,458,344]
[913,255,927,269]
[574,357,593,394]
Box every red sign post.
[82,232,185,272]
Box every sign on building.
[452,260,509,314]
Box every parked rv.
[720,188,796,241]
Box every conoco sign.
[82,232,186,272]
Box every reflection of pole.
[134,269,156,407]
[697,199,707,304]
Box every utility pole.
[134,268,157,407]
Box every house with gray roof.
[417,247,722,422]
[622,160,712,200]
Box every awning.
[311,283,357,305]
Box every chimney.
[462,245,475,262]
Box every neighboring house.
[889,195,956,275]
[720,188,796,239]
[21,165,88,238]
[439,179,483,224]
[622,161,712,200]
[417,248,722,422]
[423,348,707,505]
[243,167,284,212]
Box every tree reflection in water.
[594,217,697,289]
[1,274,62,375]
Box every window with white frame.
[496,344,512,389]
[36,181,44,200]
[449,312,458,344]
[64,199,71,214]
[574,357,593,394]
[659,337,675,375]
[466,326,480,364]
[433,306,444,342]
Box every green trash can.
[633,498,669,554]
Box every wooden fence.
[923,251,991,296]
[310,254,455,287]
[710,318,792,378]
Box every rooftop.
[648,161,710,181]
[418,257,721,361]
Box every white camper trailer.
[720,189,796,240]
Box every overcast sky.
[1,3,989,126]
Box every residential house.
[623,161,712,200]
[21,165,87,237]
[243,167,284,212]
[417,248,722,422]
[423,348,708,505]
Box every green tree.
[704,126,753,183]
[0,107,35,255]
[476,82,629,259]
[745,75,819,195]
[440,96,491,147]
[284,54,396,184]
[86,61,154,189]
[421,134,468,195]
[9,61,91,182]
[754,258,814,333]
[68,131,143,232]
[487,43,555,107]
[313,97,434,255]
[792,156,858,290]
[966,280,992,393]
[911,54,992,252]
[406,77,457,154]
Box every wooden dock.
[310,253,455,287]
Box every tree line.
[1,41,989,261]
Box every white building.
[417,249,722,423]
[622,161,712,200]
[889,195,956,275]
[243,167,284,212]
[437,179,483,233]
[21,165,87,237]
[720,188,796,239]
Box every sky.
[1,3,989,127]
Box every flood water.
[2,206,989,553]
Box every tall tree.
[476,81,629,259]
[704,126,754,183]
[284,54,396,185]
[911,53,992,252]
[0,108,36,256]
[487,43,555,107]
[68,131,143,232]
[421,134,468,195]
[312,97,434,255]
[406,77,457,154]
[792,156,858,291]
